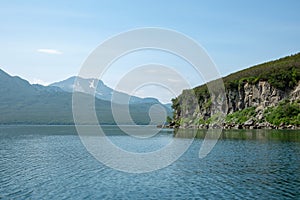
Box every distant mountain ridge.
[50,76,161,105]
[0,69,171,125]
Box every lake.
[0,125,299,199]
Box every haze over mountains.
[0,69,171,125]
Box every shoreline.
[158,123,300,130]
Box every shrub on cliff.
[225,107,256,124]
[265,100,300,126]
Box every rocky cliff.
[171,53,300,129]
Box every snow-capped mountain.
[50,76,161,105]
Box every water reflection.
[174,129,300,142]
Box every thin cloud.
[37,49,63,55]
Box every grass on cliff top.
[192,52,300,96]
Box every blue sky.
[1,0,300,102]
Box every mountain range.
[50,76,161,104]
[0,69,171,125]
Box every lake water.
[0,125,299,199]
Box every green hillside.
[173,53,300,106]
[199,53,299,96]
[171,53,300,128]
[223,53,300,91]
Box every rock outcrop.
[172,80,299,129]
[227,81,287,113]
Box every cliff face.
[291,81,300,101]
[227,81,286,112]
[173,81,299,129]
[172,53,300,129]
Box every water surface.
[0,126,299,199]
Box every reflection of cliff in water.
[174,129,300,142]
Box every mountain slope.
[0,69,72,124]
[0,69,171,125]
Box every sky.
[1,0,300,103]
